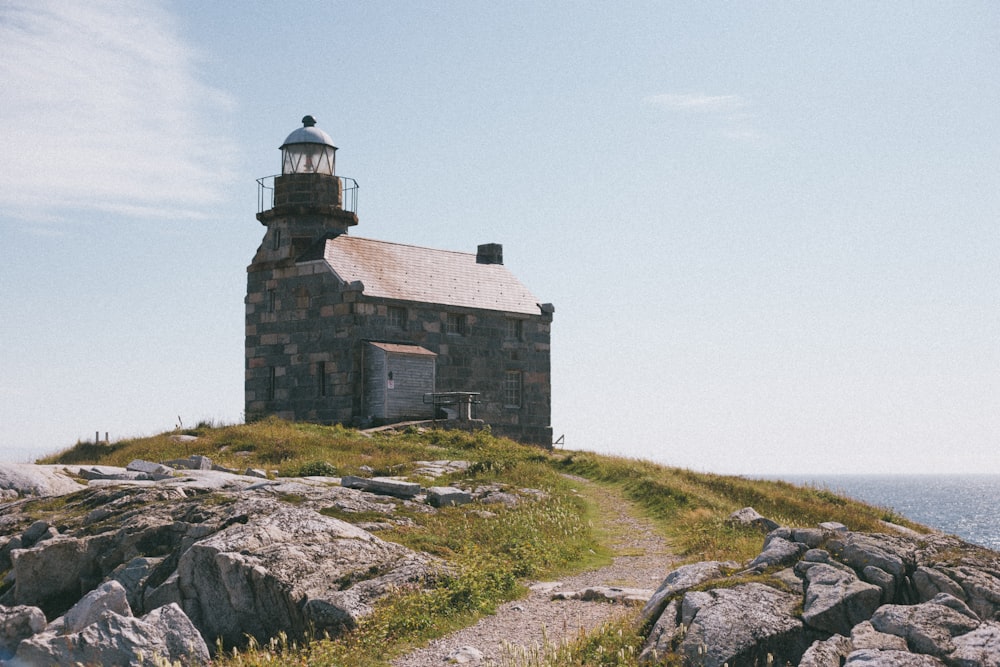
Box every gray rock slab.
[426,486,472,507]
[870,598,981,657]
[844,648,946,665]
[851,620,909,651]
[341,475,421,499]
[802,563,883,636]
[676,582,821,667]
[62,580,132,634]
[949,621,1000,667]
[0,464,85,498]
[746,536,806,572]
[640,560,737,627]
[126,459,175,479]
[0,605,46,659]
[727,506,780,532]
[799,634,853,667]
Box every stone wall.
[246,254,553,446]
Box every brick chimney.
[476,243,503,265]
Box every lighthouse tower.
[252,116,358,267]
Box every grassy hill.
[39,419,922,666]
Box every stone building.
[245,117,553,446]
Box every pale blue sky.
[1,1,998,474]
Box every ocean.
[772,474,1000,552]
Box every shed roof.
[319,236,543,315]
[367,342,436,356]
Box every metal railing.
[256,174,359,214]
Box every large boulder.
[176,497,437,646]
[0,605,46,659]
[12,602,208,666]
[948,621,1000,667]
[674,582,821,667]
[800,563,883,635]
[639,560,736,627]
[870,596,981,657]
[0,464,84,498]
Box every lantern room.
[280,115,337,175]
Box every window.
[446,313,466,335]
[318,361,327,397]
[387,306,406,329]
[267,290,277,313]
[272,228,282,251]
[267,367,276,401]
[506,318,523,340]
[504,370,522,407]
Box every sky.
[1,1,998,475]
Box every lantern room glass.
[281,143,336,176]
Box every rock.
[799,634,853,667]
[10,535,101,616]
[168,434,199,443]
[870,597,981,657]
[446,645,483,663]
[13,603,208,666]
[844,648,946,665]
[62,580,131,634]
[639,560,736,627]
[851,620,909,651]
[914,565,967,603]
[727,507,780,532]
[111,556,164,613]
[126,459,176,479]
[819,521,849,533]
[426,486,472,508]
[175,497,436,647]
[0,605,46,659]
[144,602,211,664]
[480,491,520,506]
[801,563,883,635]
[244,468,268,479]
[638,598,681,664]
[745,535,806,572]
[793,528,828,548]
[949,621,1000,667]
[827,533,910,579]
[675,582,821,667]
[341,475,421,499]
[551,586,653,604]
[942,565,1000,622]
[0,464,85,498]
[162,455,213,470]
[862,565,898,603]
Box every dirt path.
[391,477,677,666]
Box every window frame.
[503,370,522,408]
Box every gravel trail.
[391,478,677,666]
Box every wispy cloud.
[0,0,236,221]
[646,93,748,112]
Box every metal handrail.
[256,174,359,214]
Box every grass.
[36,419,930,666]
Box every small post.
[96,431,100,446]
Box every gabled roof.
[318,236,543,315]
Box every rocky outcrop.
[639,510,1000,666]
[0,458,556,664]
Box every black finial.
[302,115,317,127]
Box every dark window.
[272,228,281,251]
[267,290,277,313]
[446,313,466,335]
[506,318,523,340]
[267,367,276,401]
[318,361,327,397]
[388,306,406,329]
[504,370,522,407]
